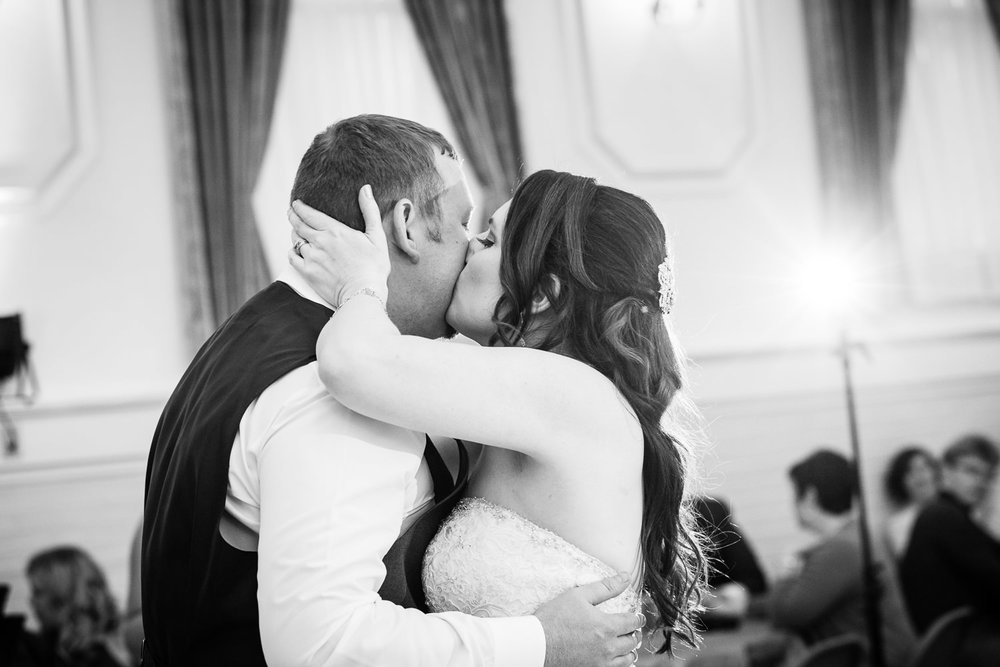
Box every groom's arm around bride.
[252,366,639,666]
[141,114,642,667]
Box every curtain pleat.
[803,0,911,235]
[986,0,1000,48]
[403,0,525,220]
[161,0,290,348]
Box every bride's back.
[425,364,646,617]
[466,377,645,576]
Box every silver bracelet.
[337,287,387,312]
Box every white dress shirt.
[886,505,919,559]
[223,269,545,666]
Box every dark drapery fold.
[161,0,290,345]
[986,0,1000,50]
[802,0,911,235]
[404,0,525,219]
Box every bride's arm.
[319,297,632,460]
[289,192,639,462]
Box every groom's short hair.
[290,114,458,234]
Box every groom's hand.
[534,573,644,667]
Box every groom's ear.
[388,198,420,264]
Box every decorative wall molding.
[1,394,166,420]
[0,394,165,468]
[0,0,98,214]
[563,0,762,181]
[701,369,1000,416]
[690,323,1000,365]
[0,453,145,483]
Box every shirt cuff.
[490,615,546,667]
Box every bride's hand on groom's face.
[288,185,390,308]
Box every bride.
[289,169,704,653]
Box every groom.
[142,114,641,667]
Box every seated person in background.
[2,583,27,665]
[692,496,767,628]
[120,524,142,666]
[769,450,915,667]
[882,446,939,559]
[18,546,131,667]
[899,434,1000,667]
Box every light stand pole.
[837,329,885,667]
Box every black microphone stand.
[837,329,885,667]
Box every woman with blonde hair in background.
[21,546,131,667]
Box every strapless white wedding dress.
[422,496,640,616]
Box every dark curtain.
[987,0,1000,50]
[404,0,525,221]
[802,0,911,235]
[162,0,290,345]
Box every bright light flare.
[792,249,866,319]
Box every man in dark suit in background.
[900,434,1000,667]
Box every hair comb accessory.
[658,256,675,315]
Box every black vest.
[141,283,465,666]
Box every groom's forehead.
[436,180,473,213]
[433,156,474,217]
[434,152,467,192]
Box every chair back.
[0,584,26,667]
[789,634,866,667]
[908,606,974,667]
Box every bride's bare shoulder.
[520,348,644,454]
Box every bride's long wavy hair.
[490,170,705,650]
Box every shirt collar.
[938,490,972,514]
[277,267,335,311]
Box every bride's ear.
[530,274,561,315]
[389,199,420,264]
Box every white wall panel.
[0,0,97,212]
[573,0,757,177]
[0,0,184,442]
[0,0,183,618]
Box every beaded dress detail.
[422,497,640,616]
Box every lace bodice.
[422,497,640,617]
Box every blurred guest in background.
[120,524,142,665]
[692,495,767,629]
[882,446,939,559]
[18,546,131,667]
[899,434,1000,666]
[770,450,915,667]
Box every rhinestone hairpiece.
[658,257,675,315]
